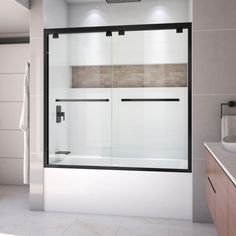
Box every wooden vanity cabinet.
[229,179,236,236]
[205,149,236,236]
[215,163,228,236]
[205,152,216,222]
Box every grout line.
[192,94,236,96]
[0,73,24,75]
[193,28,236,32]
[0,129,21,131]
[168,222,171,236]
[114,218,123,236]
[0,101,22,103]
[60,217,77,236]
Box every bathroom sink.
[222,135,236,153]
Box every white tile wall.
[0,131,23,158]
[0,44,29,185]
[0,74,24,101]
[0,158,23,185]
[0,44,29,73]
[0,102,22,129]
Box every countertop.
[204,142,236,186]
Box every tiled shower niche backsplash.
[72,64,187,88]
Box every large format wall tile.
[193,30,236,94]
[30,0,43,39]
[30,96,43,154]
[0,131,23,158]
[193,0,236,30]
[0,102,22,129]
[0,74,24,101]
[30,39,44,96]
[0,158,23,185]
[193,95,236,159]
[193,158,212,223]
[0,45,29,73]
[30,153,44,210]
[30,0,44,211]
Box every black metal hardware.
[176,28,183,33]
[106,31,112,37]
[56,105,65,123]
[119,30,125,36]
[56,99,109,102]
[55,151,71,155]
[52,33,59,39]
[208,177,216,193]
[221,101,236,118]
[121,98,180,102]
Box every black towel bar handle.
[121,98,180,102]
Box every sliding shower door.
[47,32,113,166]
[45,24,191,171]
[114,29,189,169]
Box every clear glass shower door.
[113,29,189,169]
[48,32,113,166]
[46,25,191,170]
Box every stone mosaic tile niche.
[72,64,187,88]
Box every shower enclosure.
[44,23,192,172]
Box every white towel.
[19,63,30,185]
[221,115,236,139]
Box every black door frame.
[44,22,192,173]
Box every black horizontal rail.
[56,99,109,102]
[121,98,180,102]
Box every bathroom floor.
[0,185,217,236]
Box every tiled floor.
[0,185,217,236]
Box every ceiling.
[0,0,29,36]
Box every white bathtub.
[49,154,188,169]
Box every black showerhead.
[106,0,141,3]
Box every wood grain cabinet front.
[205,148,236,236]
[215,163,228,236]
[229,179,236,236]
[205,152,216,222]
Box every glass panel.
[47,27,190,170]
[114,29,189,169]
[48,32,113,166]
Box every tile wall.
[0,44,29,185]
[193,0,236,222]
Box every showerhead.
[106,0,141,3]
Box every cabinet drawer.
[229,180,236,236]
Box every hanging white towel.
[221,115,236,139]
[19,63,30,185]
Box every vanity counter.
[204,142,236,186]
